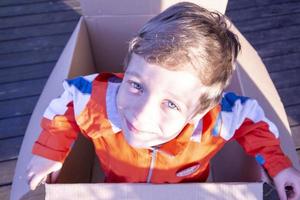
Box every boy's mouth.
[125,119,140,134]
[124,117,160,136]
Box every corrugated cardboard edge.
[80,0,228,16]
[45,182,262,200]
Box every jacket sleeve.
[32,80,81,162]
[32,73,99,162]
[222,92,292,177]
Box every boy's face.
[116,54,207,148]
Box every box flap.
[230,23,300,169]
[85,15,154,72]
[81,0,228,73]
[45,182,263,200]
[210,22,300,183]
[80,0,228,16]
[10,17,97,200]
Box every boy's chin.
[123,133,160,149]
[126,140,151,149]
[128,142,150,149]
[125,137,153,149]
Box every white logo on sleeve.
[176,164,201,177]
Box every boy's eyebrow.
[125,71,141,77]
[169,92,187,101]
[165,91,189,107]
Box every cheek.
[161,115,187,136]
[116,84,140,113]
[116,85,129,109]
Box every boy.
[27,2,300,199]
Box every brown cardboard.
[80,0,228,72]
[210,24,300,182]
[45,182,263,200]
[11,18,97,200]
[85,15,154,72]
[80,0,228,16]
[230,24,299,169]
[10,0,299,199]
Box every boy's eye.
[167,100,180,111]
[130,81,143,91]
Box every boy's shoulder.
[219,91,261,121]
[63,72,123,93]
[61,73,123,118]
[218,91,279,139]
[63,73,99,94]
[220,92,252,112]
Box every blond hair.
[124,2,241,111]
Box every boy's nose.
[134,96,159,125]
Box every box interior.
[51,0,299,184]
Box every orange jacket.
[32,73,292,183]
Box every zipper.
[146,147,158,183]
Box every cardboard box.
[11,0,299,199]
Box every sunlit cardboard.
[11,0,299,199]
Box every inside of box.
[52,0,299,183]
[53,17,266,184]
